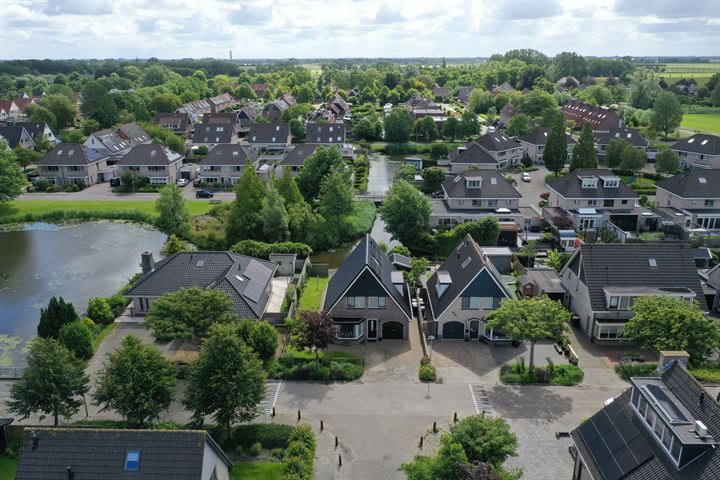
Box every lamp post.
[427,335,435,362]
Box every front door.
[368,319,377,341]
[469,320,480,340]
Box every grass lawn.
[286,346,361,362]
[0,199,215,219]
[638,232,664,241]
[0,457,17,478]
[681,114,720,135]
[299,276,329,311]
[231,461,283,480]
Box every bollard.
[433,421,437,434]
[321,420,324,431]
[335,436,339,449]
[454,412,458,423]
[339,454,342,467]
[298,410,301,421]
[419,436,424,448]
[272,406,275,417]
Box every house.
[193,123,237,147]
[36,144,110,185]
[432,83,450,99]
[499,104,521,128]
[207,92,235,113]
[0,125,34,149]
[323,234,411,342]
[561,99,624,133]
[84,128,135,160]
[569,353,720,480]
[262,94,296,121]
[655,169,720,230]
[305,122,347,144]
[13,96,39,115]
[250,83,268,98]
[276,143,320,176]
[425,235,514,341]
[247,122,292,155]
[479,246,514,274]
[518,127,576,164]
[13,121,58,144]
[176,98,212,123]
[671,134,720,169]
[196,143,257,186]
[117,122,151,146]
[546,169,654,233]
[518,267,565,302]
[237,105,257,131]
[399,95,446,125]
[556,76,580,90]
[153,112,192,137]
[202,112,241,136]
[595,127,649,160]
[430,170,526,231]
[490,81,515,95]
[15,427,232,480]
[127,251,279,320]
[0,100,21,119]
[560,243,707,342]
[329,94,350,119]
[115,144,184,185]
[457,86,474,105]
[449,143,504,172]
[449,133,523,172]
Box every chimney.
[659,350,690,370]
[31,431,39,451]
[140,252,155,273]
[67,467,75,480]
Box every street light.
[427,335,435,362]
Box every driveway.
[506,165,551,209]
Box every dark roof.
[0,125,31,148]
[153,112,189,131]
[595,127,649,148]
[13,121,53,142]
[16,428,231,480]
[656,169,720,198]
[86,128,133,154]
[202,112,237,124]
[426,235,512,320]
[562,99,623,131]
[548,169,638,199]
[36,144,105,166]
[565,243,707,312]
[323,234,411,317]
[126,251,277,318]
[197,144,255,166]
[450,142,499,165]
[117,122,150,144]
[248,123,291,144]
[518,267,565,293]
[238,106,257,120]
[115,144,183,166]
[457,86,474,104]
[672,134,720,156]
[193,124,234,144]
[475,132,520,152]
[280,144,320,167]
[305,123,346,144]
[518,127,576,146]
[443,170,521,199]
[571,362,720,480]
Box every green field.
[655,63,720,87]
[0,199,216,220]
[231,461,283,480]
[681,114,720,135]
[299,275,329,311]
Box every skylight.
[490,177,497,185]
[196,260,204,268]
[648,258,657,267]
[124,451,140,472]
[688,138,695,143]
[461,257,472,269]
[701,140,708,145]
[699,177,707,184]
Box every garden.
[500,357,584,386]
[267,347,364,382]
[298,275,329,311]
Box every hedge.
[214,424,296,451]
[230,240,313,259]
[0,209,156,226]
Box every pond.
[0,222,165,366]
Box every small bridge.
[355,191,388,204]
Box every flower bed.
[500,358,584,386]
[267,349,364,381]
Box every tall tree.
[655,149,681,177]
[40,94,76,129]
[449,414,518,467]
[38,296,79,339]
[460,110,480,141]
[80,80,118,128]
[413,116,439,141]
[27,105,58,130]
[296,146,344,201]
[12,147,40,173]
[261,181,290,243]
[619,145,646,174]
[276,167,303,206]
[8,338,89,426]
[651,91,683,138]
[380,180,432,246]
[605,139,627,168]
[569,122,597,171]
[291,311,336,368]
[184,324,266,439]
[319,167,353,220]
[155,184,190,237]
[486,296,571,370]
[0,144,26,202]
[421,167,447,193]
[629,70,660,110]
[384,107,415,143]
[145,287,235,341]
[504,114,531,137]
[58,320,94,360]
[93,335,176,427]
[161,234,189,256]
[553,52,587,80]
[443,116,462,141]
[226,161,266,244]
[542,119,568,175]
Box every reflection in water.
[0,222,165,365]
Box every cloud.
[614,0,719,18]
[41,0,114,15]
[489,0,563,20]
[374,4,404,24]
[227,3,274,25]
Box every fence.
[606,221,628,243]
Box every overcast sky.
[1,0,718,60]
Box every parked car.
[521,172,532,182]
[176,178,189,187]
[196,190,214,199]
[109,178,121,187]
[431,190,444,198]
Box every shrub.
[247,321,279,363]
[108,294,129,316]
[689,365,720,383]
[249,442,263,456]
[230,239,313,259]
[58,320,94,359]
[419,364,437,382]
[499,361,583,386]
[220,423,296,450]
[420,355,430,366]
[281,426,316,480]
[83,317,96,330]
[289,425,316,452]
[540,192,550,200]
[615,362,658,380]
[272,448,285,459]
[86,297,114,324]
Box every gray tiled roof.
[193,124,234,144]
[248,123,291,144]
[518,127,576,146]
[571,362,720,479]
[153,112,189,131]
[656,169,720,198]
[443,170,521,199]
[0,125,31,148]
[305,123,346,143]
[595,127,649,148]
[567,243,707,312]
[450,142,499,165]
[36,144,105,166]
[672,134,720,156]
[280,144,320,167]
[548,169,638,199]
[518,267,564,294]
[15,428,231,480]
[117,122,151,144]
[14,121,53,142]
[115,144,183,166]
[197,144,255,166]
[126,251,277,318]
[475,132,520,152]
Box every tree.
[93,335,176,426]
[625,296,720,364]
[518,90,556,117]
[184,324,266,439]
[712,84,720,107]
[80,80,118,128]
[86,297,114,324]
[619,145,646,174]
[155,184,190,237]
[226,162,266,244]
[296,146,344,201]
[539,107,563,128]
[651,91,683,138]
[384,107,414,143]
[237,319,279,363]
[262,181,290,243]
[319,167,353,219]
[381,180,432,246]
[449,414,518,466]
[27,105,57,130]
[546,250,572,273]
[149,93,182,114]
[276,166,304,206]
[291,311,336,368]
[422,167,447,193]
[460,110,480,140]
[404,257,429,286]
[161,233,188,256]
[605,139,627,168]
[401,435,469,480]
[504,114,531,137]
[553,52,587,80]
[414,116,439,141]
[12,147,41,172]
[0,144,26,202]
[58,320,94,360]
[655,149,681,177]
[145,287,235,341]
[7,338,89,426]
[395,163,418,182]
[353,117,381,141]
[142,64,171,87]
[569,122,597,171]
[486,296,571,370]
[543,120,568,175]
[629,70,660,110]
[457,217,501,246]
[38,296,79,339]
[288,118,306,139]
[443,116,462,141]
[40,94,76,129]
[81,118,100,136]
[467,90,495,114]
[430,143,450,160]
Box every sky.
[0,0,718,60]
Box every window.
[346,296,364,309]
[603,199,614,207]
[705,199,715,207]
[488,199,498,207]
[587,199,598,206]
[609,296,619,309]
[483,297,496,310]
[662,427,672,449]
[644,404,656,427]
[124,451,140,472]
[148,166,166,172]
[336,322,363,339]
[596,324,623,340]
[670,437,681,462]
[621,200,628,205]
[653,417,664,439]
[631,387,640,407]
[467,180,481,188]
[472,199,482,206]
[368,296,386,309]
[462,297,481,309]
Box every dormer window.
[580,176,597,189]
[602,177,619,188]
[466,179,481,189]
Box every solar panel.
[243,281,264,304]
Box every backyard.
[681,114,720,135]
[0,456,17,477]
[232,461,283,480]
[299,275,329,311]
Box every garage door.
[443,321,465,340]
[382,321,404,340]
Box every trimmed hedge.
[615,362,658,380]
[282,425,316,480]
[0,209,156,226]
[216,424,296,451]
[500,359,584,386]
[230,240,313,259]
